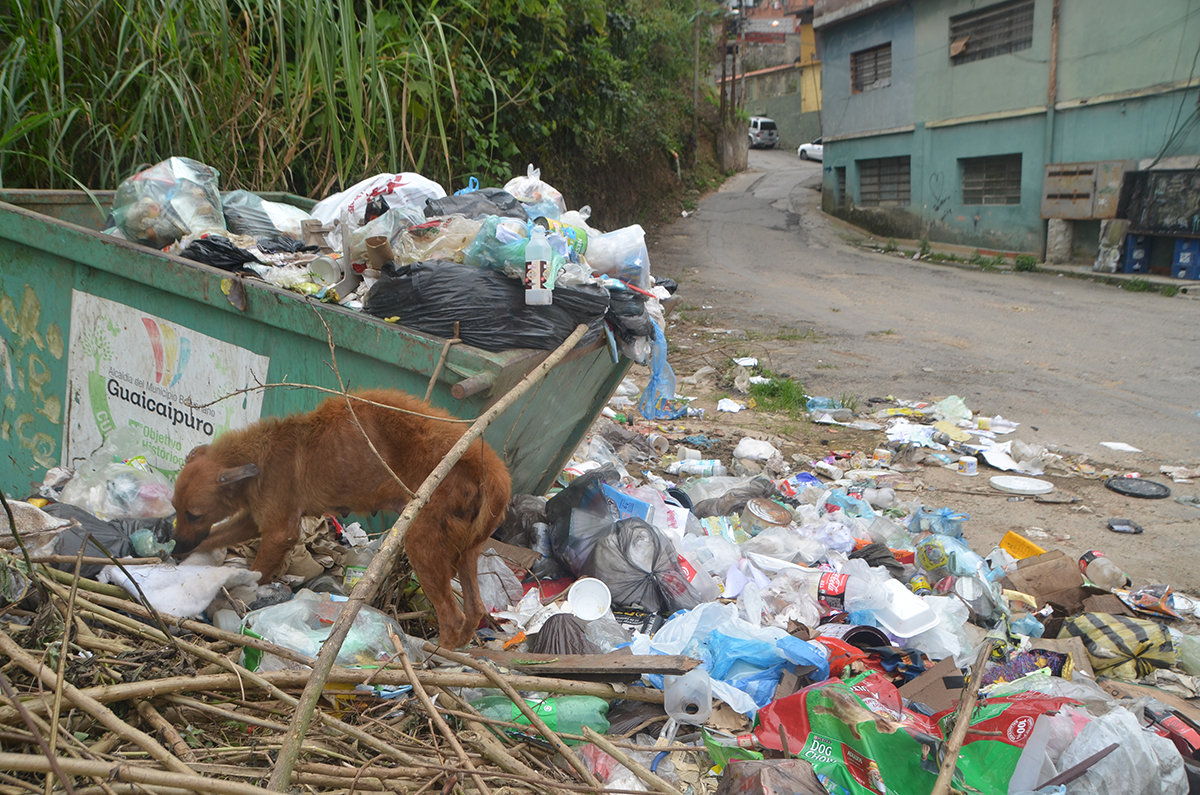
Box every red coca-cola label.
[1078,550,1105,574]
[818,573,849,611]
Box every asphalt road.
[650,146,1200,589]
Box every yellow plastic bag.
[1058,612,1174,680]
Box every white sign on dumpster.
[64,291,270,477]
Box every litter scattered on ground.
[3,156,1200,795]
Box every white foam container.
[873,579,939,638]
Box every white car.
[797,138,823,161]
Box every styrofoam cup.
[567,577,611,621]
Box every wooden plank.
[461,649,699,680]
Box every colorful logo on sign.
[141,318,192,387]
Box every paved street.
[651,147,1200,587]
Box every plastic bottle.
[664,668,712,726]
[665,459,728,477]
[470,695,610,737]
[774,568,889,614]
[343,545,376,590]
[523,225,553,305]
[1078,550,1125,590]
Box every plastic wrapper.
[475,552,524,611]
[242,593,426,672]
[1056,705,1187,795]
[587,224,651,289]
[310,172,446,250]
[1058,612,1175,679]
[503,164,566,214]
[425,188,528,221]
[396,216,484,265]
[584,616,632,652]
[363,260,609,352]
[111,157,226,246]
[579,518,702,615]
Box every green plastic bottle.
[470,695,610,744]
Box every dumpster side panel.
[0,243,74,488]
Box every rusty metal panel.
[1041,162,1097,219]
[1125,170,1200,237]
[1042,161,1133,219]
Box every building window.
[950,1,1034,65]
[962,154,1022,205]
[858,157,910,207]
[836,167,847,207]
[851,43,891,93]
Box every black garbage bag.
[607,288,655,343]
[691,476,777,519]
[493,494,571,580]
[579,518,703,615]
[364,260,610,352]
[40,503,175,579]
[180,235,259,272]
[425,189,528,221]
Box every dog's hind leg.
[455,539,491,648]
[405,513,467,648]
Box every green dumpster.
[0,189,631,499]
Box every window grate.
[962,154,1023,205]
[950,0,1034,65]
[851,43,892,93]
[836,167,848,207]
[858,156,910,207]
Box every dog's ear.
[185,445,211,464]
[217,464,260,485]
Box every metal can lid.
[744,497,791,527]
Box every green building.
[814,0,1200,259]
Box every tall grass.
[0,0,500,194]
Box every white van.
[748,117,779,149]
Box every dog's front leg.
[190,511,261,557]
[250,508,303,580]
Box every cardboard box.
[898,657,964,713]
[1000,550,1088,612]
[1028,636,1095,679]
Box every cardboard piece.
[1000,550,1088,612]
[898,657,964,713]
[1028,636,1096,679]
[1082,593,1135,617]
[483,539,542,571]
[1098,678,1200,727]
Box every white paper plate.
[990,475,1055,495]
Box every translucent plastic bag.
[59,462,174,519]
[586,224,651,289]
[111,157,226,246]
[242,592,426,672]
[475,552,524,612]
[503,164,566,215]
[579,518,703,614]
[740,526,824,565]
[462,215,531,277]
[1056,706,1186,795]
[222,190,312,240]
[638,318,687,421]
[345,206,427,270]
[397,216,484,265]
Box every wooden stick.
[581,727,678,795]
[267,324,590,792]
[930,639,996,795]
[0,754,266,795]
[0,667,660,726]
[136,700,198,763]
[424,322,461,403]
[0,630,196,776]
[29,556,162,566]
[0,672,77,795]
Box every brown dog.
[171,389,511,648]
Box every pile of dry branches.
[0,555,698,795]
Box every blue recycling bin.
[1172,238,1200,280]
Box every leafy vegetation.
[0,0,717,226]
[1014,254,1038,271]
[1124,277,1152,292]
[749,367,806,418]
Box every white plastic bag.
[311,173,446,249]
[1057,707,1186,795]
[474,552,524,612]
[503,164,566,215]
[586,224,650,289]
[908,595,971,662]
[733,438,781,462]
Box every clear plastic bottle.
[665,668,712,726]
[523,225,553,305]
[1078,550,1125,591]
[665,459,728,477]
[343,545,376,590]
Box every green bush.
[1014,254,1038,271]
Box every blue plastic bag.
[909,506,969,538]
[638,318,687,420]
[776,635,831,682]
[825,489,876,520]
[707,631,780,679]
